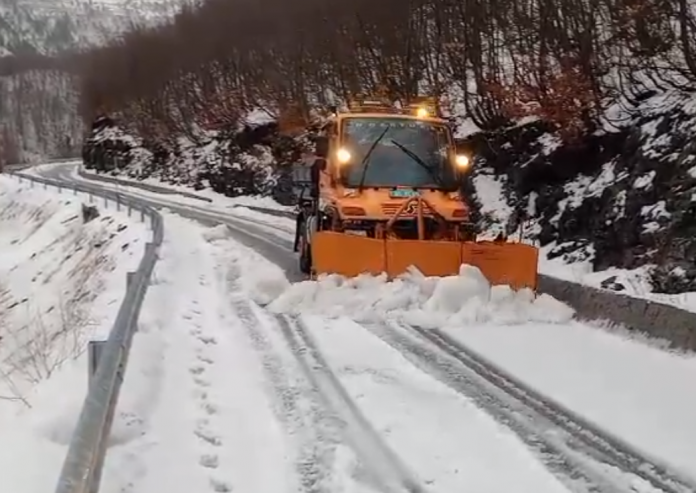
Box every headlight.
[455,154,470,168]
[415,107,429,118]
[336,147,351,164]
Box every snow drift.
[269,264,575,327]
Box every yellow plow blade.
[311,231,386,277]
[310,232,538,290]
[385,239,462,277]
[462,241,538,291]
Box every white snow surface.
[268,264,696,482]
[99,216,296,493]
[444,322,696,480]
[97,218,574,492]
[0,174,148,493]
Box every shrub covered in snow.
[463,90,696,293]
[82,117,313,203]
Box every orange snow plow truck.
[289,96,539,290]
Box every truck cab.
[293,97,473,274]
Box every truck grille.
[381,203,434,216]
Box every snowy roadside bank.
[0,174,149,493]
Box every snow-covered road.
[25,162,696,493]
[97,216,577,493]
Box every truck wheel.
[299,237,312,275]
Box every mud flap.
[462,242,538,290]
[311,231,387,277]
[385,239,462,278]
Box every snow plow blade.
[311,232,538,290]
[462,241,538,290]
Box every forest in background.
[0,54,82,163]
[74,0,696,144]
[2,0,696,160]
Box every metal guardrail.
[77,166,213,202]
[3,171,164,493]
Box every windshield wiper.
[389,139,444,187]
[357,126,390,192]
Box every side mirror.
[310,158,326,198]
[313,157,327,171]
[315,136,329,157]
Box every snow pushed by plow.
[269,264,575,327]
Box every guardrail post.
[87,340,107,387]
[116,194,121,212]
[104,195,107,208]
[141,209,145,222]
[126,272,138,331]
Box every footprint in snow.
[209,478,232,492]
[201,400,217,415]
[197,335,217,345]
[197,354,214,365]
[194,427,222,446]
[199,454,219,469]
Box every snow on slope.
[0,174,148,493]
[472,167,696,312]
[469,90,696,310]
[0,0,185,54]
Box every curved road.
[28,162,696,493]
[36,163,304,282]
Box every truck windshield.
[339,117,457,189]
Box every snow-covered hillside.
[0,0,185,162]
[0,174,147,492]
[463,90,696,294]
[0,0,184,55]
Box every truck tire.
[299,239,312,274]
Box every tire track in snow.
[368,322,696,493]
[224,265,346,493]
[224,261,424,493]
[273,314,426,493]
